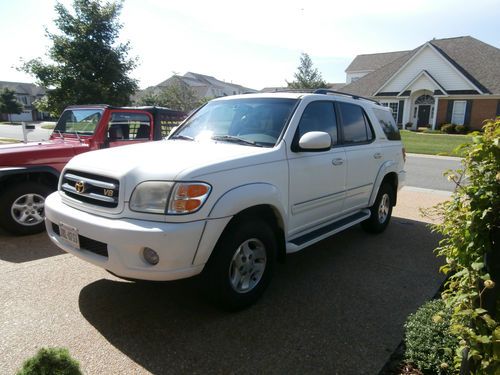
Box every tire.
[362,183,394,234]
[201,218,277,311]
[0,182,53,235]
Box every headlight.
[168,182,211,214]
[129,181,173,214]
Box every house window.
[451,101,466,125]
[380,102,399,121]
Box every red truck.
[0,105,186,235]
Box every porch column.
[431,97,439,130]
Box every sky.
[1,0,499,90]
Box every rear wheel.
[362,183,394,234]
[0,182,52,235]
[201,218,277,310]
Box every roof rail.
[313,89,380,104]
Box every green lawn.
[400,130,473,156]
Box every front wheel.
[0,182,52,235]
[201,218,277,310]
[362,183,394,234]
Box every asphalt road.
[0,123,53,142]
[0,189,447,375]
[405,154,462,192]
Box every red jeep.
[0,105,186,235]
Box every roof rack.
[313,89,380,104]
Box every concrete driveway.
[0,123,53,142]
[0,188,448,374]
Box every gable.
[378,44,478,94]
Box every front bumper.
[45,192,207,281]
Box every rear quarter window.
[373,108,401,140]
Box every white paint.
[379,44,477,93]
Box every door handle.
[373,152,382,159]
[332,158,344,166]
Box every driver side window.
[297,101,338,146]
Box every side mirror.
[297,131,331,152]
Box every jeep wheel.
[0,183,52,235]
[362,183,394,234]
[202,218,277,310]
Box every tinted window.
[108,112,151,140]
[373,108,401,140]
[297,101,337,145]
[338,102,373,144]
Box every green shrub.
[440,124,455,134]
[404,299,459,374]
[17,347,82,375]
[430,117,500,373]
[454,125,468,134]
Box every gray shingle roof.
[0,81,45,96]
[341,36,500,96]
[345,50,410,72]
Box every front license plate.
[59,222,80,249]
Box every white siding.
[408,74,438,92]
[381,45,476,92]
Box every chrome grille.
[61,170,119,208]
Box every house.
[341,36,500,130]
[0,81,47,121]
[142,72,256,100]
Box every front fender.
[208,183,287,222]
[192,183,287,266]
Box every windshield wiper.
[170,134,194,141]
[55,130,64,140]
[211,135,262,147]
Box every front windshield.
[54,108,103,135]
[172,98,298,147]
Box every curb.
[406,153,462,161]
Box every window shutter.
[398,100,404,125]
[496,100,500,116]
[464,100,473,126]
[446,100,454,123]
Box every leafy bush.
[440,124,455,134]
[454,125,468,134]
[405,299,459,374]
[17,347,82,375]
[430,117,500,373]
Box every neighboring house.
[0,81,47,121]
[141,72,256,101]
[341,36,500,130]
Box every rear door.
[337,101,382,212]
[106,110,154,148]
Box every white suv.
[45,90,406,309]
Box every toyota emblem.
[75,181,86,193]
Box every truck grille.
[61,170,119,208]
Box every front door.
[417,105,430,126]
[287,101,346,237]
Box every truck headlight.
[168,182,211,214]
[129,181,173,214]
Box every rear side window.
[108,112,151,140]
[297,101,338,145]
[338,102,374,144]
[373,108,401,140]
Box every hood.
[0,139,89,168]
[64,139,279,182]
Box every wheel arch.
[369,162,399,207]
[0,166,60,193]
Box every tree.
[21,0,138,116]
[136,78,208,112]
[287,53,327,89]
[0,88,23,121]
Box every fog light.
[143,247,159,265]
